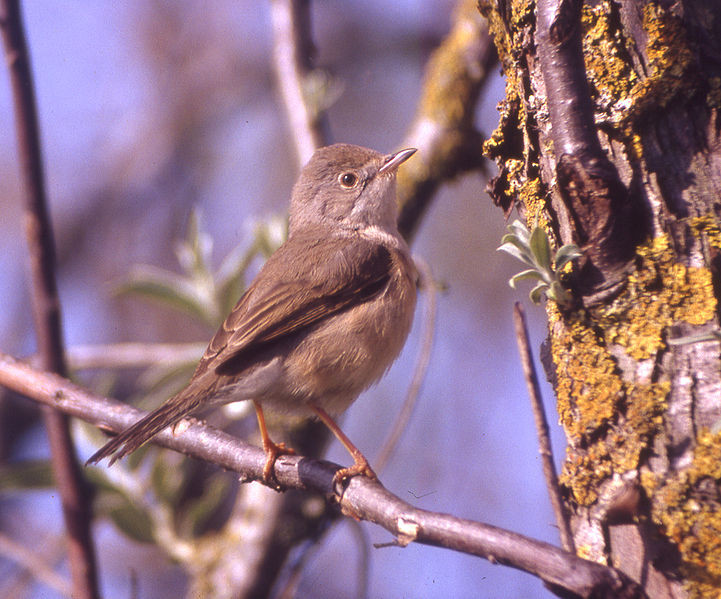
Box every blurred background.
[0,1,567,597]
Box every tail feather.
[86,396,200,466]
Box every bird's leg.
[253,401,295,483]
[311,405,377,484]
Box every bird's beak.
[379,148,417,174]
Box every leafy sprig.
[498,219,582,307]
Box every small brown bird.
[87,143,418,483]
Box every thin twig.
[375,257,437,473]
[271,0,328,168]
[0,2,99,598]
[0,531,72,598]
[62,342,205,371]
[0,353,646,599]
[512,303,575,553]
[274,538,321,599]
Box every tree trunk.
[480,0,721,596]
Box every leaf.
[137,359,198,403]
[509,269,546,289]
[254,216,287,257]
[152,455,188,507]
[116,265,217,327]
[499,234,534,264]
[179,208,214,278]
[529,226,552,271]
[498,242,533,266]
[216,244,259,317]
[548,281,572,306]
[554,244,583,271]
[506,219,530,243]
[529,281,549,304]
[179,474,232,538]
[98,490,156,544]
[0,460,55,491]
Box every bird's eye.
[338,172,358,188]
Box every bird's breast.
[282,248,417,415]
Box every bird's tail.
[86,394,200,466]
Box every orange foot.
[333,455,377,488]
[261,439,296,484]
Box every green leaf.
[0,460,55,491]
[548,281,572,306]
[529,281,549,304]
[499,234,534,263]
[116,265,218,327]
[98,490,156,544]
[507,219,531,243]
[179,474,232,538]
[509,269,546,289]
[529,226,552,271]
[137,359,198,403]
[152,456,188,507]
[255,216,287,257]
[554,244,583,271]
[667,331,721,346]
[179,208,214,278]
[498,242,533,266]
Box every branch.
[0,353,647,599]
[61,342,205,371]
[0,531,71,598]
[397,0,497,241]
[271,0,329,168]
[513,303,574,553]
[535,0,635,290]
[0,3,99,597]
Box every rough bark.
[480,0,721,597]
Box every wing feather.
[191,230,394,379]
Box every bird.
[87,143,418,484]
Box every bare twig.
[0,353,646,599]
[397,0,497,241]
[513,303,575,553]
[0,2,99,598]
[375,257,437,472]
[274,538,322,599]
[271,0,328,168]
[0,531,72,598]
[274,519,369,599]
[62,342,205,371]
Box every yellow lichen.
[603,234,716,360]
[554,229,717,506]
[581,1,638,121]
[580,0,695,126]
[690,215,721,250]
[647,430,721,597]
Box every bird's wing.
[192,232,395,378]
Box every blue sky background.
[0,2,569,598]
